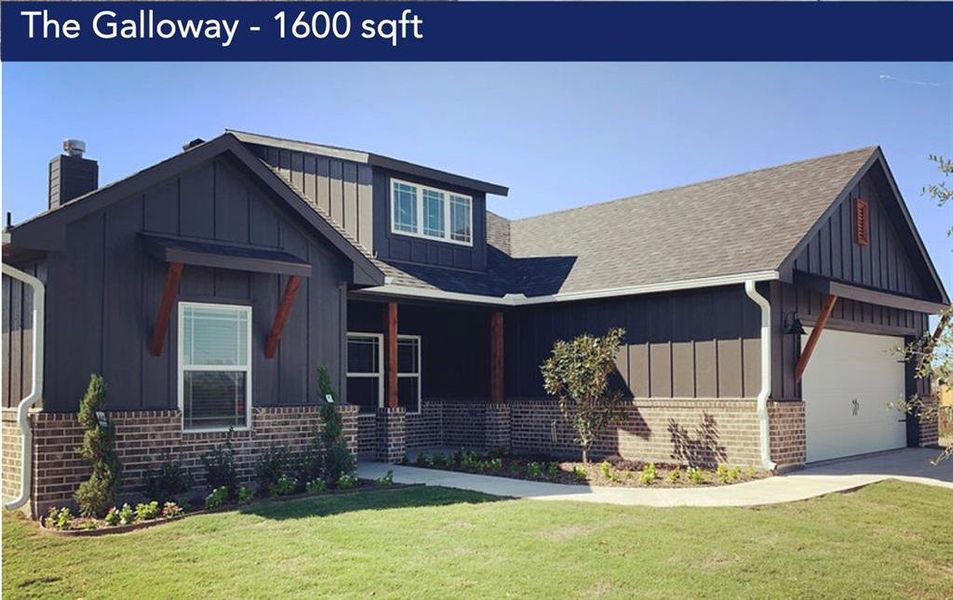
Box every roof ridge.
[510,146,878,224]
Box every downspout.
[744,280,777,471]
[3,263,45,510]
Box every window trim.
[177,301,253,433]
[389,177,473,247]
[345,331,422,415]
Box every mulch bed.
[406,452,770,488]
[38,479,416,537]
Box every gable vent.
[853,198,870,246]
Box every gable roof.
[367,146,948,308]
[507,147,878,296]
[6,134,385,286]
[227,129,509,197]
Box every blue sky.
[3,62,951,288]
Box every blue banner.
[3,1,952,62]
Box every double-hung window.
[178,302,252,431]
[346,333,383,414]
[346,332,421,414]
[390,178,472,246]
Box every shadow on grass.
[239,485,504,521]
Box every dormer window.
[391,179,472,246]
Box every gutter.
[356,271,781,307]
[2,264,45,511]
[743,280,777,472]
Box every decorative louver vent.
[854,198,869,246]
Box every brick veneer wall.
[2,409,23,504]
[405,401,443,449]
[2,405,357,518]
[509,398,805,470]
[768,401,806,471]
[375,407,406,463]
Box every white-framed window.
[390,178,473,246]
[178,302,252,432]
[346,332,383,414]
[396,335,421,414]
[346,332,421,414]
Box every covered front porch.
[346,297,508,462]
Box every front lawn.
[4,481,952,599]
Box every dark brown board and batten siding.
[372,168,489,272]
[249,143,375,253]
[791,165,930,299]
[1,261,44,408]
[504,284,763,400]
[769,280,929,401]
[29,155,351,412]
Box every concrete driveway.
[358,448,952,508]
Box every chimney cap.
[63,138,86,158]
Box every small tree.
[316,366,355,486]
[541,328,626,463]
[899,154,952,464]
[74,374,121,517]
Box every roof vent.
[183,138,205,151]
[63,138,86,158]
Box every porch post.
[490,310,505,404]
[486,309,511,451]
[377,301,405,463]
[384,302,399,408]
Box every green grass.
[4,481,952,599]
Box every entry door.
[801,328,908,463]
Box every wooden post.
[265,275,302,359]
[384,302,398,408]
[794,294,838,382]
[149,262,184,356]
[490,310,504,404]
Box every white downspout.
[3,263,45,510]
[744,280,777,472]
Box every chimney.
[49,139,98,209]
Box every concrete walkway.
[357,448,953,507]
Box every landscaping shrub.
[74,374,121,517]
[687,467,706,484]
[145,456,194,504]
[716,464,742,484]
[205,486,229,509]
[378,471,394,486]
[161,502,184,519]
[45,506,73,530]
[117,503,135,525]
[271,475,298,496]
[541,328,625,463]
[104,507,121,526]
[135,501,160,521]
[201,434,238,499]
[666,466,682,484]
[638,463,658,485]
[305,479,327,494]
[527,462,543,478]
[337,473,358,489]
[317,366,356,487]
[573,465,588,482]
[256,445,294,495]
[237,487,254,504]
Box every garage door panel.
[802,328,907,463]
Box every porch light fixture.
[784,312,806,335]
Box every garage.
[801,328,908,463]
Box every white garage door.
[801,328,908,463]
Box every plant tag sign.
[95,411,109,428]
[325,394,334,404]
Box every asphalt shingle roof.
[505,147,876,296]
